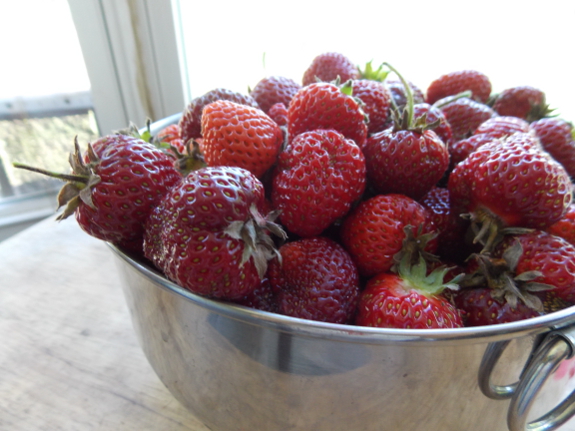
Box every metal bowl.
[108,115,575,431]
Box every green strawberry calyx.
[13,137,101,221]
[224,204,287,279]
[460,241,554,312]
[396,253,462,297]
[358,61,390,82]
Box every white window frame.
[67,0,189,135]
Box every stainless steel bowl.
[108,115,575,431]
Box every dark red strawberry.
[340,194,437,278]
[437,96,497,141]
[419,186,470,263]
[144,166,286,300]
[546,203,575,245]
[200,100,283,178]
[454,287,540,326]
[267,102,288,126]
[287,81,368,148]
[490,86,550,121]
[249,76,301,114]
[302,52,359,86]
[178,88,259,144]
[448,133,572,250]
[267,237,360,324]
[413,103,453,146]
[351,79,392,134]
[384,78,425,112]
[15,135,182,251]
[426,70,492,105]
[232,277,279,313]
[474,116,531,138]
[155,124,186,155]
[530,117,575,178]
[271,129,366,237]
[449,133,497,168]
[356,257,463,329]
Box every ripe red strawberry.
[351,79,392,134]
[287,81,368,148]
[267,237,361,324]
[249,76,301,114]
[454,287,540,326]
[530,117,575,178]
[448,133,496,168]
[413,103,453,146]
[271,129,366,237]
[437,96,497,141]
[340,194,437,278]
[448,133,572,250]
[144,166,286,300]
[426,70,492,105]
[419,186,470,263]
[356,257,463,329]
[178,88,260,144]
[17,135,182,249]
[384,78,425,112]
[474,116,531,138]
[232,277,279,313]
[302,52,359,86]
[546,203,575,245]
[155,124,186,154]
[267,103,288,126]
[200,100,283,178]
[494,231,575,304]
[490,86,550,121]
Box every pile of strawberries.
[17,52,575,329]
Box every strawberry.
[15,135,182,251]
[473,116,531,138]
[546,203,575,245]
[454,287,540,326]
[232,277,279,313]
[362,65,449,200]
[426,70,492,105]
[356,256,463,329]
[178,88,260,145]
[449,133,496,168]
[351,79,392,134]
[419,186,470,263]
[340,194,437,278]
[200,100,284,178]
[287,81,368,148]
[144,166,286,300]
[530,117,575,178]
[447,133,572,250]
[413,103,453,146]
[271,129,366,237]
[267,237,360,324]
[302,52,359,86]
[155,124,186,155]
[384,78,425,113]
[490,86,550,121]
[249,76,301,114]
[493,231,575,305]
[267,102,288,126]
[436,96,497,141]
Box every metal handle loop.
[507,333,575,431]
[478,340,518,400]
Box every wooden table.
[0,216,210,430]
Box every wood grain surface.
[0,216,211,430]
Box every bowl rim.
[109,242,575,345]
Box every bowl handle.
[506,326,575,431]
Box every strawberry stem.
[12,162,89,185]
[382,62,414,128]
